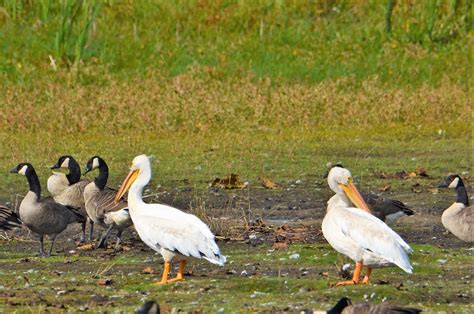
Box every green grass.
[0,242,472,312]
[0,0,471,87]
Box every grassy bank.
[0,0,471,86]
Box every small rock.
[342,263,351,271]
[240,270,248,277]
[56,290,67,296]
[289,253,300,260]
[437,259,447,265]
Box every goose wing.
[94,188,128,219]
[135,204,225,265]
[459,205,473,241]
[364,192,414,220]
[0,205,22,231]
[53,180,90,209]
[341,207,413,273]
[42,197,86,223]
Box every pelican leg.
[168,260,186,283]
[361,266,372,284]
[335,261,363,286]
[153,261,171,285]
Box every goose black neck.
[66,158,81,184]
[455,179,469,206]
[94,162,109,190]
[26,168,41,199]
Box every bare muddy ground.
[0,180,472,312]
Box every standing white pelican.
[114,155,226,284]
[322,165,413,286]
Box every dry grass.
[1,71,470,136]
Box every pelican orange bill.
[340,179,371,213]
[114,169,139,203]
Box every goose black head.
[438,174,463,189]
[50,155,76,170]
[83,156,105,175]
[10,163,33,176]
[136,300,160,314]
[327,297,352,314]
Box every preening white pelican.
[114,155,226,284]
[322,165,413,286]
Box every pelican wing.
[135,204,225,265]
[343,207,413,273]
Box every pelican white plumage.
[114,155,226,284]
[322,165,413,286]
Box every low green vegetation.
[0,241,471,312]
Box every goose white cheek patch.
[448,177,459,189]
[60,158,70,168]
[18,165,28,176]
[92,158,99,169]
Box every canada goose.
[10,163,86,257]
[114,155,226,284]
[136,300,160,314]
[0,205,22,231]
[363,192,414,225]
[438,174,473,242]
[48,155,92,242]
[313,297,422,314]
[83,156,132,249]
[325,164,414,225]
[322,165,412,286]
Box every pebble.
[289,253,300,260]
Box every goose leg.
[153,261,171,285]
[39,235,46,257]
[168,260,186,282]
[114,229,123,250]
[88,220,94,242]
[79,221,87,243]
[335,261,363,286]
[96,225,114,249]
[361,267,372,284]
[47,234,58,257]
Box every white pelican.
[438,174,473,242]
[322,165,413,286]
[114,155,226,284]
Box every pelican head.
[114,154,152,202]
[327,165,371,213]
